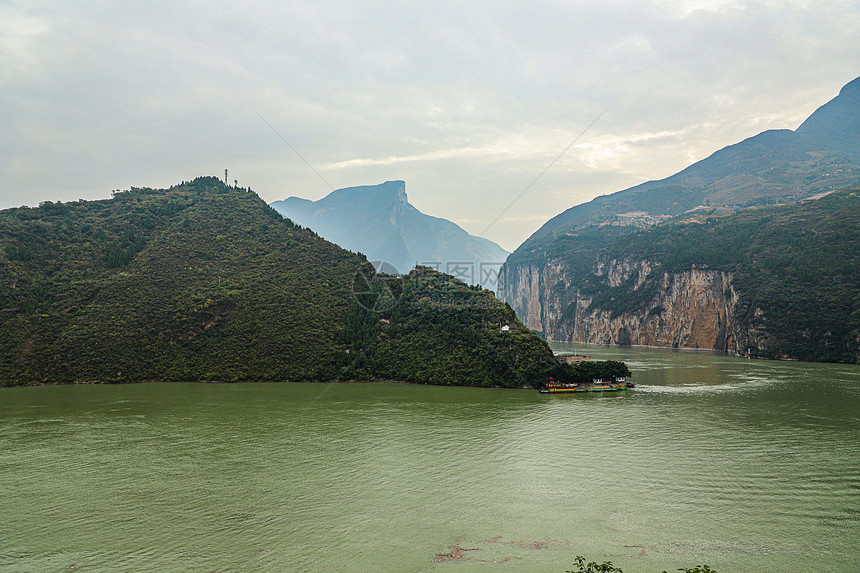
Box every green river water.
[1,345,858,572]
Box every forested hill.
[509,76,860,268]
[0,177,560,387]
[573,186,860,363]
[502,77,860,352]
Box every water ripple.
[2,356,860,572]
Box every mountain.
[0,177,560,387]
[270,181,509,288]
[796,76,860,162]
[564,186,860,362]
[502,77,860,362]
[514,78,860,263]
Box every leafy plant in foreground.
[567,555,624,573]
[566,555,717,573]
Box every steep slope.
[270,181,509,285]
[503,77,860,345]
[341,266,562,386]
[525,128,856,250]
[0,177,555,387]
[796,77,860,162]
[567,186,860,362]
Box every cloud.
[0,8,49,82]
[0,0,857,250]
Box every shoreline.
[548,339,729,353]
[0,378,536,390]
[546,339,791,360]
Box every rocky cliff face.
[502,260,571,335]
[574,259,742,351]
[502,257,769,355]
[502,79,860,363]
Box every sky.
[1,1,858,251]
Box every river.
[1,345,858,572]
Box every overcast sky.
[1,0,857,250]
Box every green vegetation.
[335,265,557,387]
[567,556,625,573]
[0,178,353,384]
[567,555,716,573]
[586,187,860,362]
[564,360,631,382]
[507,184,859,363]
[0,178,622,387]
[504,83,860,364]
[332,265,628,387]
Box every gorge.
[502,78,860,363]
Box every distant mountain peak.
[270,181,509,286]
[509,74,860,277]
[839,76,860,97]
[330,180,408,207]
[795,76,860,162]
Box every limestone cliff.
[502,79,860,363]
[502,260,572,336]
[502,185,860,363]
[502,257,763,355]
[572,259,744,351]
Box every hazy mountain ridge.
[502,77,860,363]
[270,181,510,286]
[510,77,860,265]
[796,76,860,162]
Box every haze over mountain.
[271,181,509,288]
[5,2,857,254]
[502,77,860,363]
[512,76,860,256]
[795,76,860,162]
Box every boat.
[540,376,634,393]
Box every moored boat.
[540,376,633,393]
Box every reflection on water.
[1,346,858,572]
